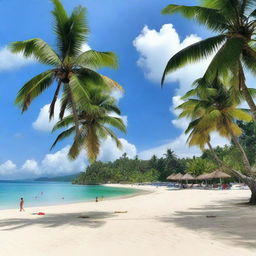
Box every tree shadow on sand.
[0,211,117,231]
[159,198,256,249]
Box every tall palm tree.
[178,76,256,204]
[10,0,121,138]
[178,76,253,175]
[161,0,256,119]
[51,87,126,163]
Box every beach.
[1,185,256,256]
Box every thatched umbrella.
[173,173,184,180]
[166,173,176,180]
[208,170,231,179]
[207,169,231,184]
[196,173,212,180]
[181,173,195,180]
[181,173,195,186]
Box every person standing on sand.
[20,198,25,212]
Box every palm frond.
[162,4,227,31]
[51,126,76,149]
[101,126,123,149]
[161,35,226,84]
[100,116,127,133]
[51,0,89,58]
[242,47,256,75]
[52,115,74,131]
[16,70,55,112]
[203,37,244,81]
[10,38,61,66]
[76,50,118,69]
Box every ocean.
[0,181,138,210]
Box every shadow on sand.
[0,211,117,231]
[159,197,256,249]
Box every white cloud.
[32,99,70,132]
[0,135,138,179]
[111,89,124,102]
[21,159,40,175]
[0,46,34,71]
[80,43,91,53]
[41,146,86,176]
[134,24,229,159]
[0,160,17,176]
[133,24,213,95]
[99,137,137,162]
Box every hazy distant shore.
[1,185,256,256]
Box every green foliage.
[237,121,256,165]
[51,87,126,162]
[186,157,217,176]
[11,0,123,164]
[161,0,256,115]
[178,75,252,149]
[73,149,190,185]
[202,145,245,172]
[73,158,160,184]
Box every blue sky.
[0,0,232,178]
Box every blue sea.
[0,181,138,210]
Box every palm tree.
[161,0,256,120]
[179,77,252,173]
[10,0,121,138]
[178,76,256,203]
[51,87,126,163]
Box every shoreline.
[0,183,151,213]
[1,186,256,256]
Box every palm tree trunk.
[239,64,256,121]
[206,142,222,167]
[227,125,252,176]
[207,141,256,204]
[67,84,80,139]
[49,80,62,120]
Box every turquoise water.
[0,181,138,210]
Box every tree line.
[74,120,256,185]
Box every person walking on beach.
[20,198,25,212]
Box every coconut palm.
[161,0,256,120]
[10,0,121,138]
[51,87,126,163]
[178,76,256,204]
[178,76,253,174]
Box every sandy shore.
[1,185,256,256]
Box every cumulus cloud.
[0,136,137,179]
[21,159,40,175]
[32,99,70,132]
[0,160,17,176]
[41,146,86,176]
[134,24,229,159]
[0,46,34,71]
[99,137,137,162]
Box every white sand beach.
[1,185,256,256]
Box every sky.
[0,0,251,179]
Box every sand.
[1,185,256,256]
